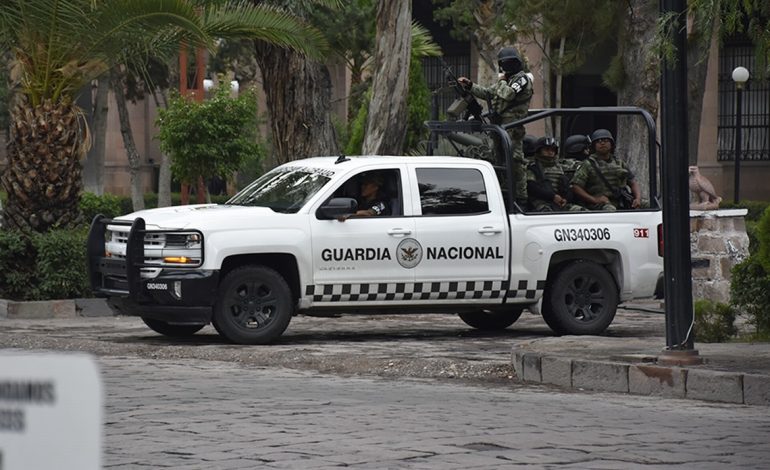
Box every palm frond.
[202,2,328,59]
[411,21,442,58]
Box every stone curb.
[512,346,770,406]
[0,298,112,319]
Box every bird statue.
[689,166,722,210]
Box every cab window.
[416,168,489,215]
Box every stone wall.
[690,209,750,304]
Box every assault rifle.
[441,58,484,122]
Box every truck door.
[308,166,416,303]
[409,164,509,302]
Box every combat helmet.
[534,136,559,155]
[497,47,523,74]
[522,134,538,158]
[590,129,615,150]
[564,134,591,159]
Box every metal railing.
[422,55,471,117]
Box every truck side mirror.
[316,197,357,220]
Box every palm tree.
[0,0,327,233]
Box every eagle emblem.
[396,238,422,269]
[401,246,419,262]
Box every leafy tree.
[344,23,441,155]
[0,0,327,233]
[250,0,341,167]
[0,1,198,232]
[157,84,263,188]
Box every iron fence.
[422,55,471,118]
[717,44,770,161]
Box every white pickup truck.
[87,108,664,344]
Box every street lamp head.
[732,66,750,85]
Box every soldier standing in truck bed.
[458,47,533,207]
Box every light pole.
[732,66,750,203]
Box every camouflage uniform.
[570,154,635,211]
[526,156,585,212]
[560,158,583,182]
[469,71,533,205]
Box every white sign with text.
[0,353,101,470]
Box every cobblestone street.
[101,356,770,469]
[3,311,769,468]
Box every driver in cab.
[337,173,390,221]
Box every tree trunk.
[472,0,504,80]
[362,0,412,155]
[615,0,660,200]
[687,12,718,166]
[542,37,553,137]
[110,70,144,211]
[554,36,565,138]
[1,97,84,232]
[255,45,338,167]
[83,76,109,195]
[155,90,172,207]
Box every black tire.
[458,306,524,330]
[142,318,205,337]
[212,265,293,344]
[542,260,619,335]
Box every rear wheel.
[458,306,524,330]
[542,260,618,335]
[212,265,293,344]
[142,318,205,337]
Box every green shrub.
[731,258,770,337]
[720,200,770,222]
[345,88,370,155]
[694,299,737,343]
[80,192,124,222]
[33,229,90,300]
[404,55,431,153]
[756,205,770,272]
[0,230,37,300]
[0,229,90,301]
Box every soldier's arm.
[495,74,530,102]
[527,180,557,201]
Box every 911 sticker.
[554,227,611,242]
[634,228,649,238]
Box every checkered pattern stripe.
[505,279,547,300]
[304,280,546,303]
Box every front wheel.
[212,266,293,344]
[458,306,524,330]
[542,260,618,335]
[142,318,205,337]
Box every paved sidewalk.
[512,301,770,406]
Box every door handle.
[387,228,412,237]
[478,226,502,235]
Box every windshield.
[226,166,333,213]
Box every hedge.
[0,229,90,301]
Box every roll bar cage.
[426,106,659,213]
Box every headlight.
[158,231,203,267]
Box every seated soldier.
[526,137,585,212]
[570,129,642,211]
[561,134,591,180]
[337,173,390,221]
[523,134,538,161]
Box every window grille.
[422,56,471,118]
[717,44,770,162]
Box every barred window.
[717,43,770,162]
